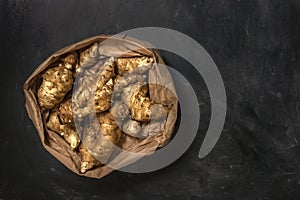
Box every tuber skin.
[81,112,122,165]
[121,81,148,106]
[123,81,151,122]
[110,101,129,120]
[94,112,122,161]
[73,58,116,118]
[130,98,168,122]
[72,86,93,119]
[130,95,152,122]
[63,125,81,150]
[38,65,73,109]
[113,74,147,97]
[122,119,141,137]
[62,52,78,70]
[79,144,101,173]
[47,110,80,150]
[59,98,73,124]
[47,110,64,134]
[79,42,99,68]
[120,81,168,122]
[96,57,115,89]
[94,79,113,113]
[116,56,153,75]
[79,112,123,173]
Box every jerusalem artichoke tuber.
[47,110,64,134]
[82,112,122,164]
[38,65,73,109]
[79,42,99,67]
[79,144,101,173]
[94,79,113,113]
[73,58,116,117]
[116,56,153,75]
[122,119,141,137]
[96,57,115,89]
[59,98,73,124]
[47,110,80,150]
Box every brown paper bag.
[23,35,178,178]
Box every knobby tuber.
[38,65,73,109]
[116,56,153,75]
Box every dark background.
[1,0,300,199]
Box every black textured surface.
[1,0,300,199]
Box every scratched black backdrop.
[1,0,300,199]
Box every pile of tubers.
[37,42,169,173]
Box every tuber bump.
[62,52,78,70]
